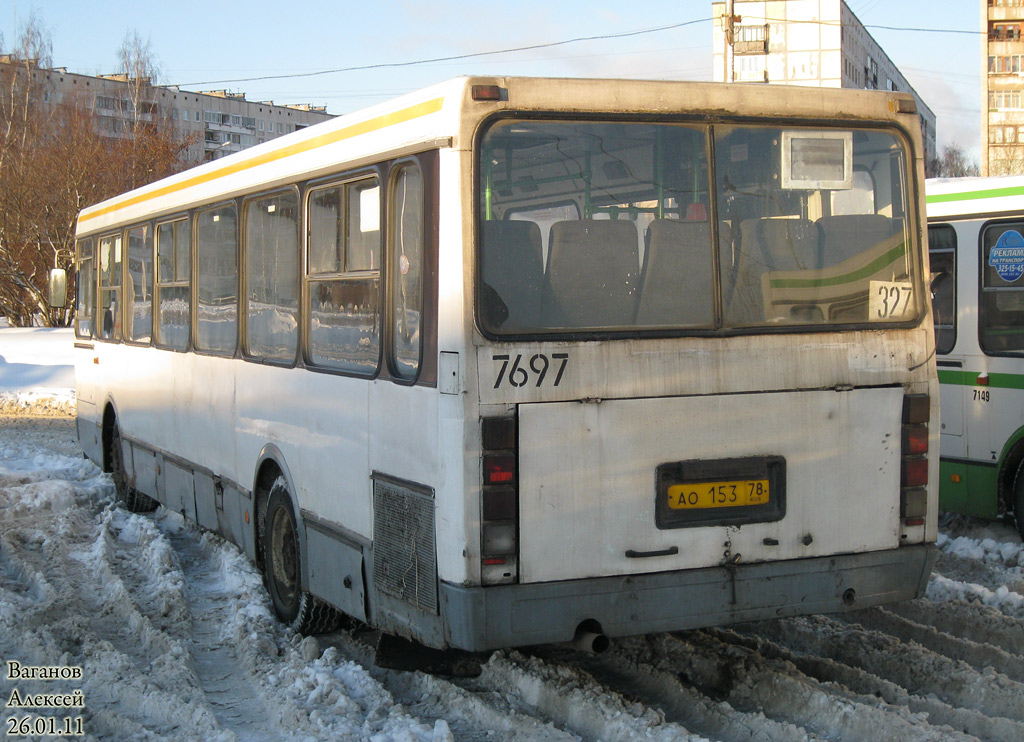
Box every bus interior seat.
[816,214,896,266]
[480,220,544,330]
[542,219,639,328]
[636,219,716,326]
[729,217,821,323]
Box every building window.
[990,23,1022,42]
[990,90,1023,109]
[989,55,1024,74]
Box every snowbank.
[0,324,76,415]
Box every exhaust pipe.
[569,625,610,654]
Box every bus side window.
[980,221,1024,354]
[75,238,95,339]
[245,190,299,363]
[98,233,122,341]
[306,176,382,375]
[389,163,424,380]
[928,224,956,354]
[195,204,238,355]
[156,218,191,350]
[126,225,153,345]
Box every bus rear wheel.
[109,423,158,513]
[261,479,340,634]
[1014,467,1024,541]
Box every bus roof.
[77,76,923,237]
[926,174,1024,220]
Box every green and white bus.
[927,175,1024,538]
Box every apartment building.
[983,0,1024,175]
[2,57,333,163]
[711,0,937,165]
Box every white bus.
[927,175,1024,539]
[68,77,938,655]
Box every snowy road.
[1,413,1023,742]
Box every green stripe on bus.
[926,183,1024,205]
[767,243,906,290]
[937,369,1024,389]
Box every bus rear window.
[477,120,918,336]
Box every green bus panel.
[938,459,1000,519]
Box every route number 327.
[869,280,914,321]
[493,353,568,389]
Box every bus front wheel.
[261,479,340,634]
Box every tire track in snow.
[839,606,1024,682]
[729,623,1024,742]
[324,628,581,742]
[535,639,827,742]
[888,597,1024,656]
[164,527,286,742]
[751,614,1024,724]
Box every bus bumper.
[439,544,937,652]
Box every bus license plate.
[666,479,770,510]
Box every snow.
[0,322,76,415]
[1,325,1023,741]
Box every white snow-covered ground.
[0,324,76,415]
[1,326,1023,741]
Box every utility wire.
[171,18,713,87]
[170,15,981,89]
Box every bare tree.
[0,20,196,327]
[928,143,980,179]
[0,12,56,325]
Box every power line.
[169,15,982,90]
[170,18,714,88]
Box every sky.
[4,1,982,157]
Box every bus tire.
[1014,465,1024,541]
[262,479,340,634]
[109,423,158,513]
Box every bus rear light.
[900,487,927,519]
[902,393,930,424]
[900,393,930,530]
[901,457,929,488]
[482,523,516,555]
[483,487,517,520]
[483,454,516,485]
[482,416,516,450]
[902,425,928,456]
[481,416,519,584]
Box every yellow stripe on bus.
[78,96,445,225]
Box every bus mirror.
[48,268,68,308]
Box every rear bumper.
[440,544,937,652]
